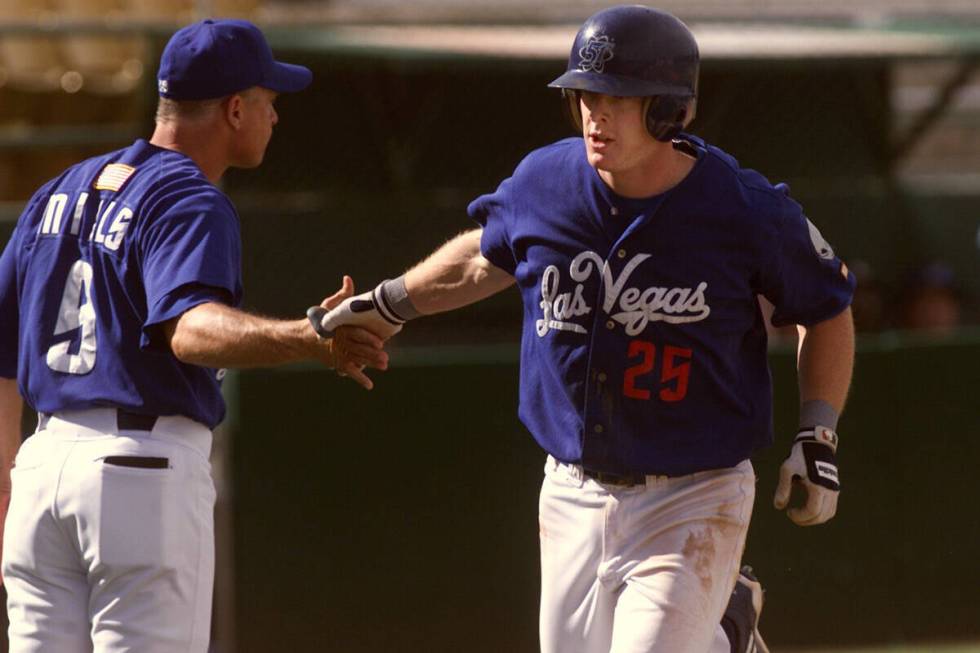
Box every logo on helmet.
[578,34,615,73]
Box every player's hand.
[773,426,840,526]
[307,280,404,341]
[314,277,389,390]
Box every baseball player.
[315,5,854,652]
[0,19,386,652]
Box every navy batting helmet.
[549,5,699,142]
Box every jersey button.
[617,249,627,259]
[605,320,615,330]
[610,207,619,216]
[593,424,604,434]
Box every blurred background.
[1,1,978,651]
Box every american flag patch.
[94,163,136,192]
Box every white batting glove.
[773,426,840,526]
[307,281,404,340]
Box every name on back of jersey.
[537,250,711,337]
[36,191,134,253]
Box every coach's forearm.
[403,229,515,315]
[0,377,23,483]
[166,302,328,368]
[797,307,855,417]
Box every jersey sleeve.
[467,177,518,276]
[756,187,855,327]
[0,182,51,379]
[0,225,21,378]
[139,192,243,348]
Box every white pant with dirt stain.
[2,409,216,653]
[539,456,755,653]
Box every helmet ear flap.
[561,88,583,133]
[645,96,695,142]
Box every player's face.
[233,87,279,168]
[579,91,656,174]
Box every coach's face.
[579,91,654,175]
[229,87,279,168]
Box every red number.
[621,341,694,402]
[623,340,655,400]
[659,345,693,402]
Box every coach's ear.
[223,93,246,130]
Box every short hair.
[155,96,226,123]
[155,88,263,124]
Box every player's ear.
[683,97,697,127]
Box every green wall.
[231,336,980,652]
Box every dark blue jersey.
[0,140,242,429]
[469,135,855,476]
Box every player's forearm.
[796,307,855,416]
[0,377,23,484]
[403,229,515,315]
[167,302,327,368]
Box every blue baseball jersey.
[469,135,855,476]
[0,139,243,429]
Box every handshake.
[308,279,406,341]
[307,278,409,389]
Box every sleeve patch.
[94,164,136,192]
[805,217,835,260]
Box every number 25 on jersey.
[623,340,692,402]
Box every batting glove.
[307,281,404,340]
[773,426,840,526]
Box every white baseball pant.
[2,409,216,653]
[539,456,755,653]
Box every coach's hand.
[308,280,404,341]
[773,426,840,526]
[0,481,8,586]
[315,277,390,390]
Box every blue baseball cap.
[157,19,312,100]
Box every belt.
[38,409,158,433]
[582,468,648,487]
[116,410,158,431]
